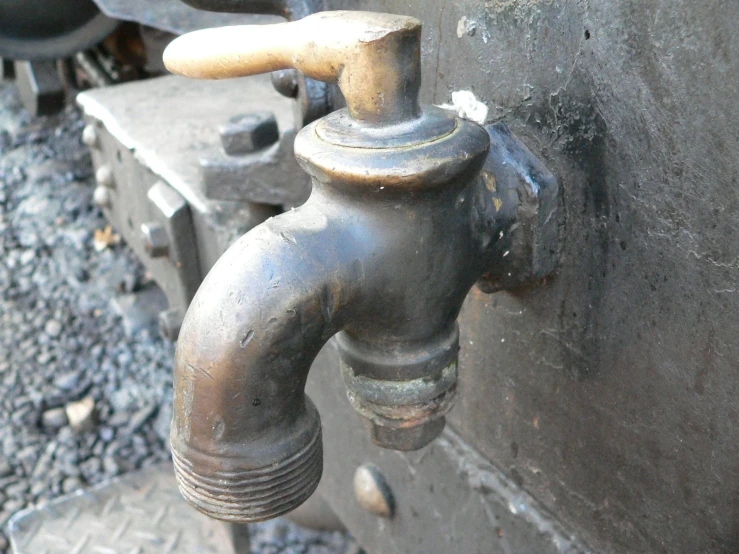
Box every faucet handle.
[163,11,422,126]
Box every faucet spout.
[172,205,360,522]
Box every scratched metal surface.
[7,463,237,554]
[318,1,739,553]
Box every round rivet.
[95,165,115,188]
[92,186,111,209]
[353,464,394,518]
[82,124,98,148]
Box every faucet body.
[172,106,503,521]
[165,11,544,523]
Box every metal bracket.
[477,123,560,292]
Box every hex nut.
[219,112,279,156]
[92,185,112,209]
[369,417,446,451]
[353,464,394,518]
[82,124,98,148]
[140,222,169,258]
[95,165,115,188]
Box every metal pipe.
[171,199,358,522]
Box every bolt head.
[369,417,446,451]
[218,111,279,156]
[140,222,169,258]
[353,464,394,518]
[92,185,111,209]
[95,165,114,188]
[82,124,98,148]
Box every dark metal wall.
[328,1,739,552]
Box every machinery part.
[7,463,245,553]
[476,122,560,292]
[353,464,394,518]
[164,11,558,523]
[219,111,279,155]
[77,74,284,333]
[0,0,118,61]
[13,60,65,116]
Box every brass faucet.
[163,11,554,523]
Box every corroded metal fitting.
[338,326,459,450]
[170,398,323,522]
[163,10,550,524]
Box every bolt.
[353,464,394,518]
[271,69,299,99]
[82,124,98,148]
[159,308,184,342]
[369,417,446,452]
[218,112,279,156]
[92,185,111,209]
[95,165,114,188]
[140,222,169,258]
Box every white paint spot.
[437,90,489,125]
[456,16,467,38]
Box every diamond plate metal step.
[7,463,246,554]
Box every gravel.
[0,80,356,553]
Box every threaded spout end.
[172,425,323,523]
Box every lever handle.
[163,11,422,125]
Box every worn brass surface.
[163,11,421,125]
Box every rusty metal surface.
[7,463,239,554]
